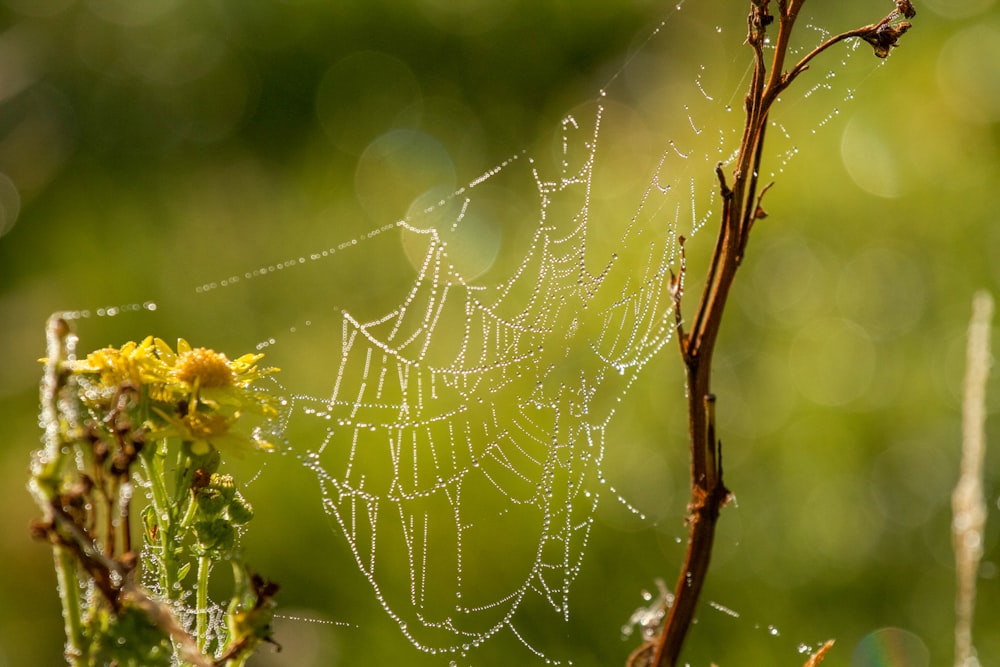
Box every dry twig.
[952,291,993,667]
[640,3,916,665]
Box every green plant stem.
[54,546,86,666]
[175,448,193,498]
[142,446,172,527]
[141,446,181,600]
[179,491,199,529]
[196,556,211,654]
[33,317,86,665]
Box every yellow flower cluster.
[69,337,279,456]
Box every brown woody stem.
[643,2,915,665]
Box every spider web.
[249,27,875,658]
[62,3,882,662]
[252,14,750,651]
[292,106,686,658]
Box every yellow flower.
[65,335,280,456]
[150,403,276,457]
[176,347,238,389]
[68,336,172,402]
[152,339,280,456]
[154,338,278,417]
[155,338,272,387]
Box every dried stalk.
[633,2,916,666]
[952,291,993,667]
[802,640,835,667]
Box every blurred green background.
[1,0,998,665]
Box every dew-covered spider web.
[285,105,689,659]
[60,2,890,663]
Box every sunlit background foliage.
[1,1,998,665]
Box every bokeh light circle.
[316,51,422,155]
[403,187,503,281]
[852,627,930,667]
[920,0,995,18]
[355,129,456,224]
[789,317,876,406]
[841,114,903,199]
[3,0,73,17]
[836,243,926,340]
[937,23,1000,124]
[415,0,511,36]
[85,0,179,27]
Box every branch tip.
[715,164,732,199]
[804,639,836,667]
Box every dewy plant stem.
[31,321,281,666]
